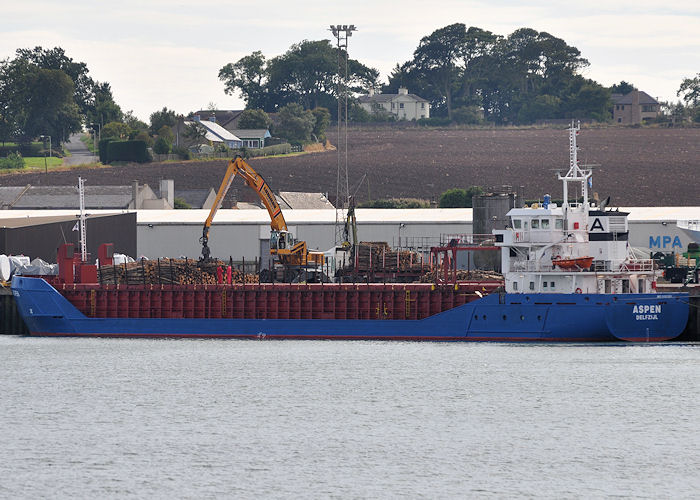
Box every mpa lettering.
[633,304,661,320]
[648,235,682,249]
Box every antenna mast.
[558,121,592,217]
[330,24,356,246]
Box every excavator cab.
[270,230,294,252]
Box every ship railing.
[510,261,554,272]
[619,259,655,272]
[440,234,496,246]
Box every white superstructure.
[494,122,657,295]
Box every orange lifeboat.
[552,256,594,270]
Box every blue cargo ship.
[11,123,689,341]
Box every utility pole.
[329,24,356,247]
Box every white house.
[358,87,430,121]
[185,118,242,149]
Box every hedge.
[230,143,292,158]
[98,138,113,163]
[104,140,150,163]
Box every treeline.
[221,25,700,125]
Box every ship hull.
[11,277,689,342]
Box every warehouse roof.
[2,207,699,226]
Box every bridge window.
[541,218,550,229]
[513,219,522,229]
[531,219,540,229]
[555,219,563,229]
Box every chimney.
[398,87,408,95]
[632,91,641,124]
[160,179,174,209]
[132,180,140,209]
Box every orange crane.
[200,157,324,276]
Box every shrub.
[153,136,171,154]
[173,197,191,209]
[171,145,191,160]
[105,140,150,163]
[0,152,25,170]
[438,186,484,207]
[418,116,452,127]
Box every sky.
[1,1,699,122]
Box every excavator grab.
[200,157,324,279]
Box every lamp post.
[398,223,406,250]
[92,123,101,158]
[39,135,51,174]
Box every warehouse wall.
[136,219,474,261]
[1,213,136,262]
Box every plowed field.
[3,127,699,206]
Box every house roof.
[192,110,244,128]
[172,189,215,209]
[613,91,659,105]
[228,129,271,140]
[277,192,335,210]
[358,92,429,104]
[185,120,241,142]
[0,185,136,209]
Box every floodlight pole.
[329,24,356,247]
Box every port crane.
[200,157,324,279]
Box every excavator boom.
[200,157,323,274]
[201,157,288,260]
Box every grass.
[23,157,64,168]
[80,134,98,153]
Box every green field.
[23,157,64,168]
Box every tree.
[150,107,177,134]
[411,23,467,119]
[14,46,95,118]
[311,107,330,141]
[610,81,636,95]
[219,41,379,115]
[275,103,315,142]
[219,51,269,110]
[123,110,148,132]
[157,125,174,144]
[237,109,272,129]
[677,73,700,107]
[102,121,130,139]
[85,82,122,127]
[17,66,81,142]
[182,121,207,147]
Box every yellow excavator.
[200,157,325,279]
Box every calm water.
[1,337,698,499]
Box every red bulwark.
[57,282,502,320]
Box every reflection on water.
[1,337,698,498]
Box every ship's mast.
[558,121,592,221]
